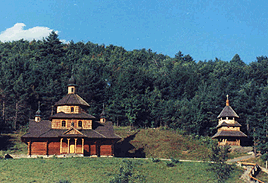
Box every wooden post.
[46,140,48,156]
[60,138,63,154]
[75,138,77,153]
[82,138,84,154]
[27,140,31,156]
[67,138,70,154]
[97,141,100,157]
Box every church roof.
[54,94,90,107]
[217,105,239,118]
[216,121,242,128]
[212,130,247,139]
[50,111,95,119]
[21,120,121,139]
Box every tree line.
[0,31,267,157]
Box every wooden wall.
[48,140,60,155]
[31,141,47,155]
[51,119,92,129]
[28,138,115,156]
[57,105,80,114]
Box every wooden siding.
[31,141,47,155]
[28,138,115,156]
[48,141,60,155]
[51,119,92,129]
[219,126,240,131]
[57,105,80,114]
[100,145,112,156]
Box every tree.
[208,143,234,183]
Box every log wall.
[48,141,60,155]
[51,119,92,129]
[31,141,47,155]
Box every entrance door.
[70,144,75,153]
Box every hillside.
[114,126,212,160]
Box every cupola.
[100,104,106,123]
[68,75,76,94]
[35,101,41,122]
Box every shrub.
[170,157,180,164]
[151,158,160,163]
[166,162,175,167]
[58,180,71,183]
[109,160,146,183]
[208,144,234,183]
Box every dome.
[68,75,76,86]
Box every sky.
[1,0,268,64]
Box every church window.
[78,121,82,127]
[71,107,74,112]
[62,121,66,127]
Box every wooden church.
[212,95,247,146]
[21,76,121,156]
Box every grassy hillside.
[114,126,213,160]
[0,157,244,183]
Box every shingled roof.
[216,121,242,128]
[54,94,90,107]
[212,130,247,139]
[21,120,121,139]
[50,112,95,119]
[217,106,239,118]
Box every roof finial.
[226,94,229,106]
[36,101,41,116]
[100,103,106,117]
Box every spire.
[226,94,229,106]
[100,104,106,123]
[68,75,76,86]
[68,75,76,94]
[35,101,41,122]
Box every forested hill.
[0,31,268,153]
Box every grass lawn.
[0,157,244,183]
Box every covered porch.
[60,138,84,154]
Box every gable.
[63,128,84,135]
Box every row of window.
[62,121,82,127]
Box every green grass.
[0,157,244,183]
[115,126,213,160]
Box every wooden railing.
[239,162,264,183]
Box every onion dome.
[100,104,106,118]
[68,75,77,86]
[35,101,41,116]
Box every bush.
[109,160,146,183]
[166,162,175,167]
[151,158,160,163]
[208,144,234,183]
[170,157,180,164]
[58,180,71,183]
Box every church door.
[70,144,75,153]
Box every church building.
[21,76,121,156]
[212,95,247,146]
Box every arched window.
[62,121,66,127]
[78,121,82,127]
[71,107,74,112]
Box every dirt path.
[227,154,255,163]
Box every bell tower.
[35,101,41,122]
[68,75,76,94]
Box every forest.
[0,31,267,156]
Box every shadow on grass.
[114,131,145,158]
